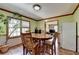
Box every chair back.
[21,32,33,49]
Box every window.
[8,17,30,38]
[8,18,20,37]
[21,20,30,33]
[49,24,58,32]
[46,21,58,32]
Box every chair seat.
[24,43,38,50]
[45,40,52,45]
[45,37,54,45]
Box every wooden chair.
[45,32,60,55]
[21,32,38,55]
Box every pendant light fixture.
[33,4,41,11]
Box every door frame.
[76,22,78,52]
[45,20,59,33]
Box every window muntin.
[8,18,30,38]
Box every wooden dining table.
[31,33,52,54]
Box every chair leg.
[26,48,28,55]
[46,45,51,54]
[44,44,47,53]
[51,47,53,55]
[54,44,56,55]
[32,49,35,55]
[35,45,39,55]
[23,46,25,55]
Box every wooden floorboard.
[0,45,79,55]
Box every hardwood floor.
[59,48,75,55]
[0,45,78,55]
[0,37,78,55]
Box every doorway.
[45,20,58,33]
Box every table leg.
[38,40,41,55]
[38,40,46,55]
[42,40,45,55]
[38,40,44,55]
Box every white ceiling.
[0,3,78,20]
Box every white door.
[61,22,76,51]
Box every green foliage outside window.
[0,13,7,35]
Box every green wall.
[37,21,45,31]
[0,10,37,35]
[37,15,75,32]
[58,15,75,33]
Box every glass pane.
[22,28,29,33]
[54,26,58,32]
[9,28,13,35]
[8,18,20,28]
[8,18,20,37]
[49,24,54,30]
[10,28,20,37]
[49,25,58,32]
[22,21,29,27]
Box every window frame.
[45,20,58,33]
[21,19,30,33]
[7,16,30,39]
